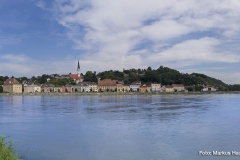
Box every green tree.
[195,85,203,91]
[147,66,152,71]
[0,86,3,93]
[92,71,98,82]
[187,86,193,91]
[84,71,93,81]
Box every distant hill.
[97,66,227,87]
[0,66,228,88]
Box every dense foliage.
[0,136,18,160]
[0,76,9,85]
[97,66,228,87]
[84,71,98,82]
[228,85,240,91]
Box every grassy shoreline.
[0,136,19,160]
[0,91,240,96]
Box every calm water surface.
[1,94,240,160]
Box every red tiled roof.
[4,78,21,85]
[172,84,184,87]
[98,79,117,86]
[116,84,124,87]
[69,74,84,80]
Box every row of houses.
[2,78,217,93]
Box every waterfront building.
[53,86,64,93]
[72,84,81,92]
[161,85,166,92]
[172,84,185,92]
[165,85,174,92]
[116,84,124,92]
[151,83,161,92]
[202,85,217,92]
[123,85,130,92]
[202,87,208,91]
[65,84,73,92]
[117,84,130,92]
[98,79,117,92]
[87,82,98,92]
[73,82,98,92]
[139,84,151,92]
[41,84,55,92]
[130,82,141,92]
[3,78,22,93]
[24,84,41,93]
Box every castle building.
[69,60,84,83]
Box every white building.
[24,84,41,93]
[81,84,90,92]
[74,82,98,92]
[130,82,141,92]
[172,84,185,92]
[87,82,98,92]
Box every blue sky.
[0,0,240,84]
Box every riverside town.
[0,60,240,94]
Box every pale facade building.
[24,85,41,93]
[139,84,151,92]
[3,78,22,93]
[151,83,161,92]
[165,85,174,92]
[130,82,141,92]
[41,84,55,92]
[98,79,117,92]
[172,84,185,92]
[87,82,98,92]
[117,84,124,92]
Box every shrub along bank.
[0,136,18,160]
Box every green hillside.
[97,66,227,87]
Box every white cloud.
[36,1,46,10]
[32,0,240,83]
[146,37,240,65]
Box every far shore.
[0,91,240,96]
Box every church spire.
[77,60,80,70]
[77,60,80,77]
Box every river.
[1,94,240,160]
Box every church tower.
[77,60,80,77]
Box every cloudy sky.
[0,0,240,84]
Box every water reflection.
[1,94,240,160]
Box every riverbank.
[0,91,240,96]
[0,136,19,160]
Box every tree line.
[1,66,240,92]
